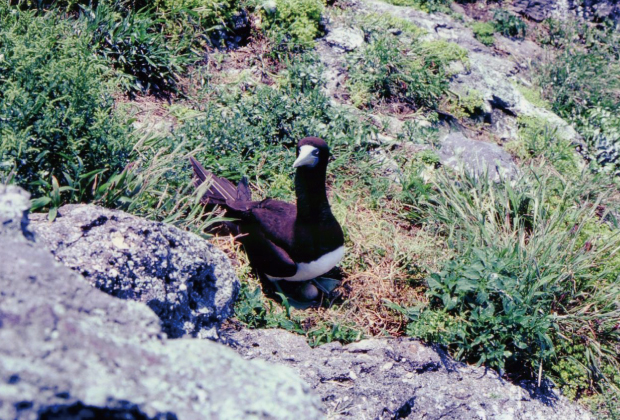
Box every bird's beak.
[293,145,319,168]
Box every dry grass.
[213,173,449,339]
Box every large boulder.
[225,326,593,420]
[438,132,519,181]
[0,185,323,420]
[30,204,239,339]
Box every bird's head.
[293,137,330,169]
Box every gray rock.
[438,132,519,181]
[334,0,585,149]
[225,327,593,420]
[513,0,619,24]
[325,27,365,52]
[0,185,323,420]
[0,184,34,241]
[30,204,239,339]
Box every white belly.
[265,246,345,282]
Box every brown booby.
[190,137,345,294]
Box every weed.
[492,9,526,39]
[511,116,582,176]
[472,21,495,46]
[356,11,426,38]
[442,88,484,119]
[538,20,620,175]
[260,0,325,51]
[82,3,188,95]
[405,167,620,396]
[346,33,449,110]
[381,0,451,14]
[0,7,132,202]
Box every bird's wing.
[250,199,297,246]
[240,231,298,278]
[236,176,252,201]
[189,157,238,204]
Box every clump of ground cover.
[381,0,452,14]
[0,4,132,207]
[356,11,426,38]
[82,2,189,95]
[538,20,620,174]
[504,116,582,176]
[345,30,464,112]
[399,165,620,398]
[258,0,325,51]
[492,9,526,39]
[471,10,526,46]
[472,21,495,45]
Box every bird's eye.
[312,149,319,156]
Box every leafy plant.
[346,32,449,110]
[538,20,620,175]
[82,3,188,95]
[0,6,132,201]
[235,283,363,346]
[492,9,526,39]
[472,21,495,46]
[260,0,324,50]
[405,167,620,395]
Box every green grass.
[401,166,620,397]
[538,20,620,174]
[260,0,325,51]
[0,6,133,205]
[346,32,451,110]
[381,0,451,14]
[472,21,495,46]
[82,2,189,95]
[356,11,426,38]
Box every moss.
[381,0,451,13]
[515,84,552,110]
[443,88,484,119]
[472,21,495,46]
[420,40,469,72]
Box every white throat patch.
[265,246,344,282]
[293,145,319,168]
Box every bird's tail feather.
[189,156,249,206]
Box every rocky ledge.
[224,326,593,420]
[0,185,323,420]
[0,185,593,419]
[30,204,239,339]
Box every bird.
[189,137,345,299]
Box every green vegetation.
[492,9,526,39]
[84,3,188,95]
[402,167,620,395]
[235,283,364,346]
[381,0,451,14]
[2,0,619,414]
[0,7,132,204]
[260,0,325,50]
[539,21,620,175]
[471,10,526,46]
[357,11,426,38]
[346,33,466,110]
[472,21,495,46]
